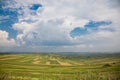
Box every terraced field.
[0,53,120,80]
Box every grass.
[0,53,120,80]
[49,60,60,64]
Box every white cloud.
[0,30,16,47]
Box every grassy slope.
[0,53,120,80]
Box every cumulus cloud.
[0,30,16,46]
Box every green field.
[0,53,120,80]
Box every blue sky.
[0,0,120,52]
[70,21,112,37]
[0,1,18,38]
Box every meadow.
[0,52,120,80]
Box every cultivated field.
[0,53,120,80]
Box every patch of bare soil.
[46,61,50,65]
[57,60,71,66]
[49,56,71,66]
[33,61,40,64]
[33,57,41,64]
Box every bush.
[103,64,111,67]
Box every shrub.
[103,64,111,67]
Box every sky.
[0,0,120,52]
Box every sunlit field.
[0,53,120,80]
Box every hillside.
[0,53,120,80]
